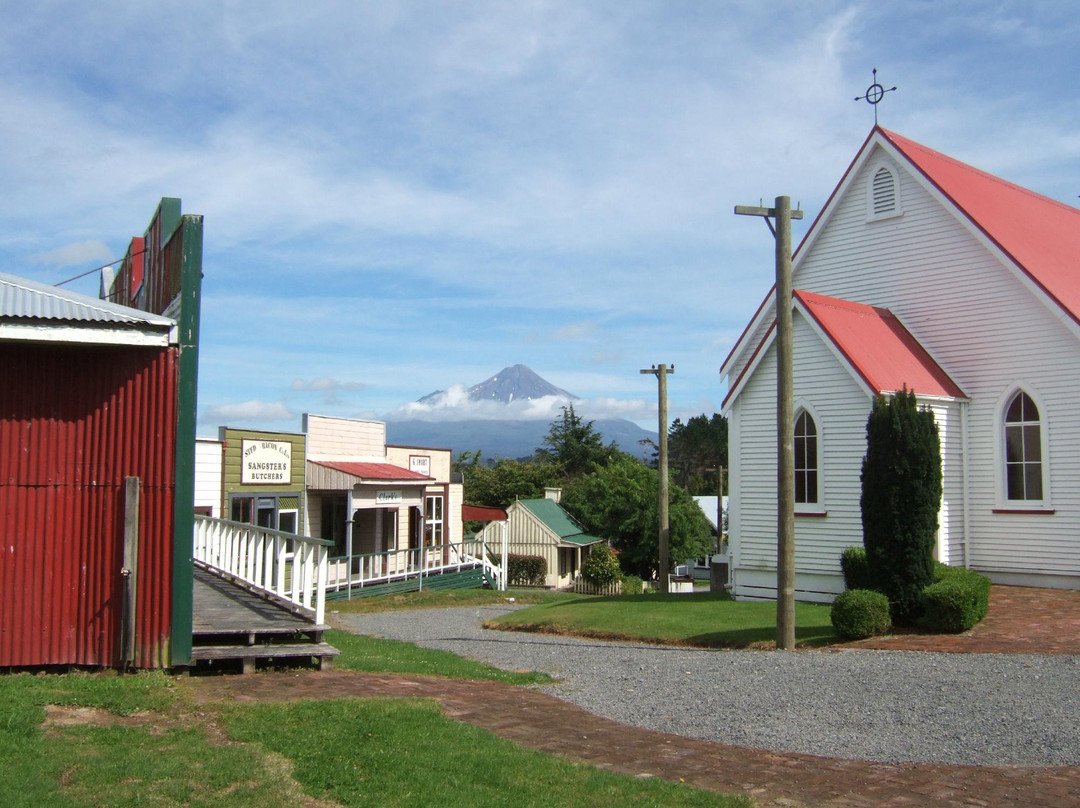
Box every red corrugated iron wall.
[1,342,178,668]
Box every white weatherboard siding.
[304,414,386,460]
[475,503,564,588]
[730,313,875,601]
[792,146,1080,584]
[194,439,224,517]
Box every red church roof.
[720,129,1080,393]
[795,291,965,399]
[879,128,1080,327]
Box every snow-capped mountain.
[390,364,655,459]
[418,364,576,406]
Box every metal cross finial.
[854,68,897,125]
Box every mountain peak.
[467,364,577,404]
[418,364,577,405]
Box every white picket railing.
[193,515,332,625]
[326,537,500,596]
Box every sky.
[2,1,1077,439]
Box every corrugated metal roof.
[796,290,966,399]
[519,498,604,546]
[0,271,174,328]
[721,128,1080,386]
[307,459,433,485]
[880,128,1080,327]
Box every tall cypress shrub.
[860,388,942,624]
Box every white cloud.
[203,400,294,423]
[387,386,654,424]
[291,377,368,393]
[30,239,113,268]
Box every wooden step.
[190,641,340,674]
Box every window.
[1004,391,1043,501]
[794,410,819,505]
[868,165,901,220]
[425,494,444,547]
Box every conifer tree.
[860,388,942,624]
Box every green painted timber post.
[170,214,203,666]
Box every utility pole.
[734,196,803,651]
[641,364,674,593]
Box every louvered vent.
[872,167,897,215]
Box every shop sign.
[376,490,402,505]
[241,439,292,484]
[409,455,431,476]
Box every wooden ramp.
[191,567,338,673]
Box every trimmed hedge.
[490,554,548,587]
[920,566,991,633]
[831,589,892,640]
[840,546,873,591]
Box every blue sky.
[2,1,1077,438]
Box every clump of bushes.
[491,554,547,587]
[919,564,991,633]
[830,589,892,640]
[581,543,621,587]
[621,574,643,595]
[840,545,872,591]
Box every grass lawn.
[328,586,579,614]
[487,591,837,648]
[0,672,752,808]
[326,628,552,685]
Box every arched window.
[794,410,818,505]
[1004,391,1043,501]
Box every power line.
[54,249,147,288]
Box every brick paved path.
[845,585,1080,655]
[185,586,1080,807]
[188,669,1079,808]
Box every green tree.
[534,404,617,478]
[561,454,712,580]
[580,543,621,587]
[860,388,942,624]
[455,451,557,509]
[667,413,728,495]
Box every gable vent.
[872,167,897,215]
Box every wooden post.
[121,477,140,668]
[641,364,675,593]
[774,196,796,651]
[735,197,803,651]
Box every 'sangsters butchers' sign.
[241,439,292,484]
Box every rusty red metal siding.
[1,342,178,668]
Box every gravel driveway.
[332,604,1080,767]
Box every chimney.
[544,487,562,503]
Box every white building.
[721,127,1080,601]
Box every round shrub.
[581,543,620,587]
[840,545,873,592]
[621,574,643,595]
[831,589,892,640]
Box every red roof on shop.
[795,290,965,398]
[462,504,508,521]
[308,460,432,481]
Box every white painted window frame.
[794,402,826,514]
[994,385,1051,510]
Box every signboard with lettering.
[376,490,402,505]
[409,455,431,476]
[241,439,292,485]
